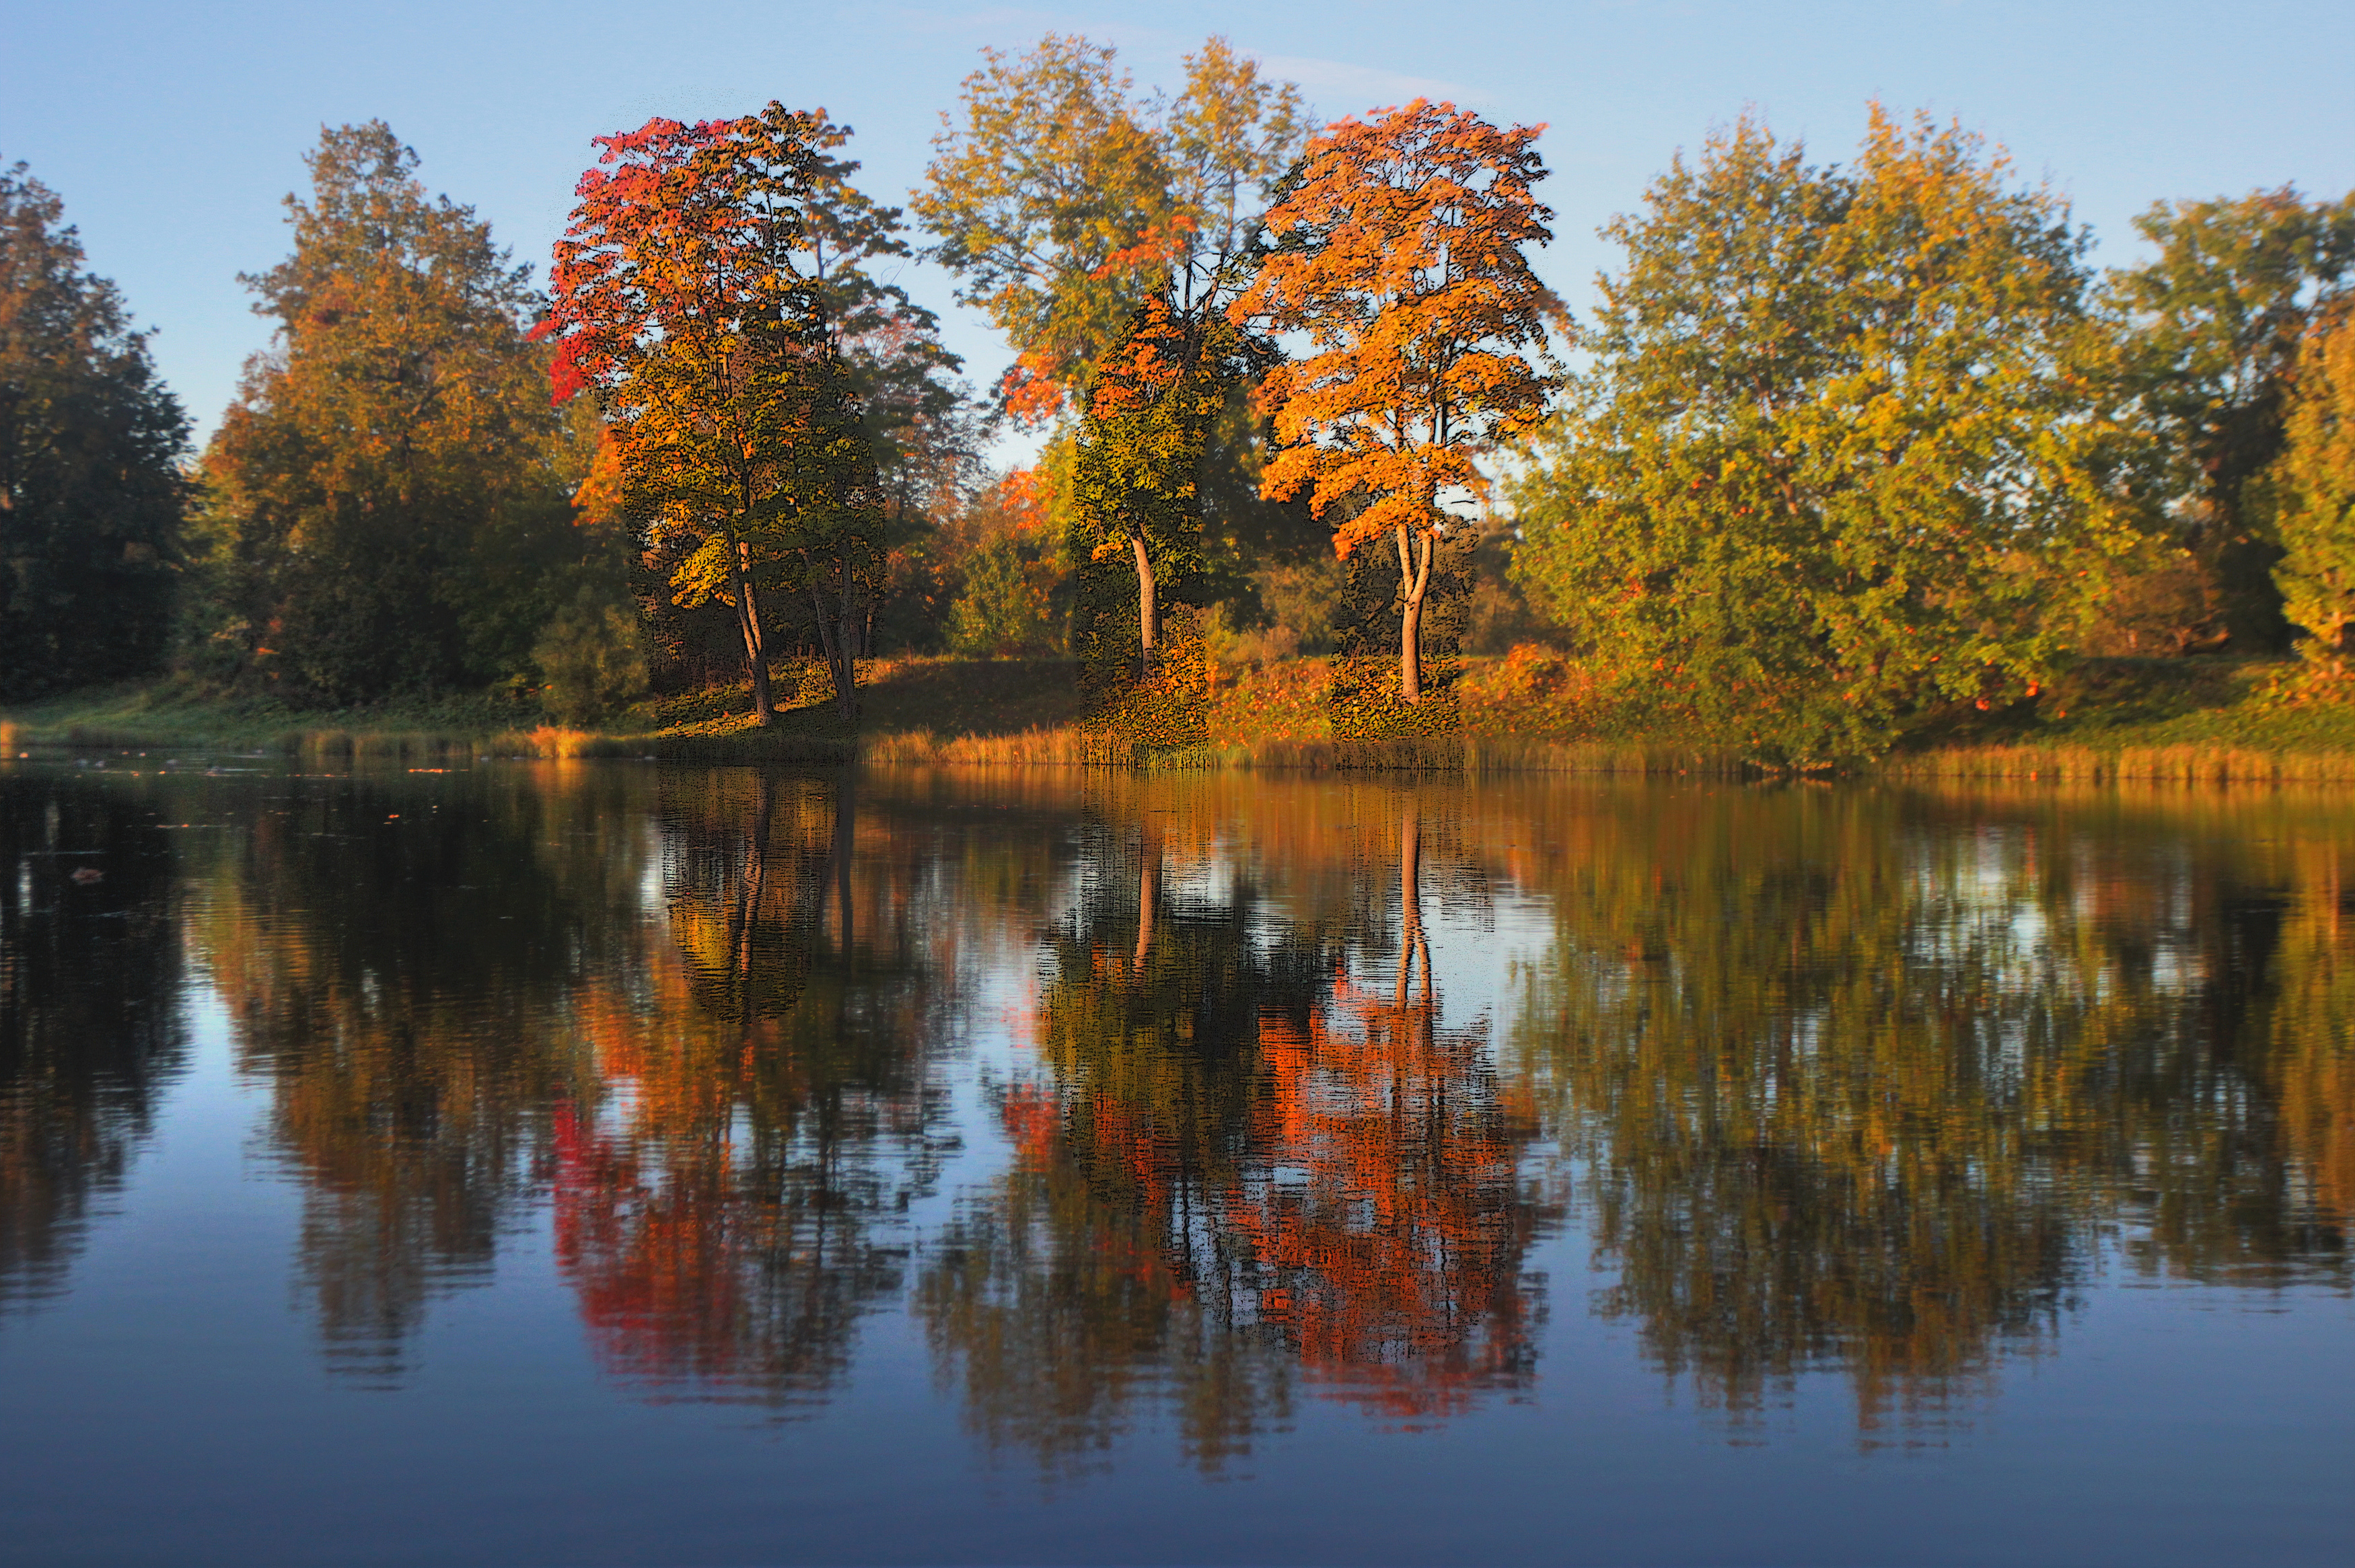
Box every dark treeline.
[3,38,2352,758]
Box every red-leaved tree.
[536,105,884,722]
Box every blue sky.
[5,0,2352,450]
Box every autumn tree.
[2272,308,2355,670]
[0,163,188,698]
[2104,187,2355,650]
[197,123,578,702]
[1233,100,1564,706]
[1067,294,1270,671]
[539,106,892,722]
[1510,109,2148,763]
[916,35,1300,422]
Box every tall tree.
[0,163,187,699]
[2105,188,2355,650]
[2272,307,2355,671]
[539,106,890,723]
[914,34,1303,422]
[914,35,1178,422]
[1068,293,1269,669]
[198,123,571,702]
[1233,100,1564,704]
[1509,109,2148,763]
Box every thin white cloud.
[1256,54,1489,118]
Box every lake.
[1,757,2350,1567]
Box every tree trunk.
[1397,802,1426,1006]
[831,772,856,958]
[1135,827,1161,973]
[837,553,861,720]
[807,560,863,722]
[1129,533,1159,674]
[733,538,774,726]
[810,578,842,716]
[1396,525,1435,704]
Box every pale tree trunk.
[1395,525,1435,704]
[1135,826,1161,973]
[1129,533,1159,673]
[1396,800,1431,1007]
[733,536,775,726]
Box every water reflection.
[1,761,2349,1468]
[552,772,955,1408]
[0,779,187,1316]
[1509,788,2353,1434]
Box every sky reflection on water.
[1,759,2350,1565]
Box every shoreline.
[10,653,2355,782]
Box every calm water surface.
[1,757,2350,1566]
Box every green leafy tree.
[2272,308,2355,670]
[1068,294,1270,671]
[0,162,188,699]
[945,533,1058,657]
[1511,108,2147,763]
[2105,187,2355,650]
[915,35,1303,423]
[197,123,574,702]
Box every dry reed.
[1876,741,2355,784]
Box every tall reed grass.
[1879,741,2355,784]
[281,729,478,763]
[853,729,1755,775]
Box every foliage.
[1233,98,1563,706]
[915,35,1303,422]
[1510,108,2149,764]
[945,534,1060,657]
[2104,186,2355,649]
[0,163,188,701]
[532,586,649,723]
[1068,293,1271,678]
[539,105,892,721]
[196,123,574,704]
[2273,309,2355,669]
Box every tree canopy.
[0,162,188,700]
[1234,99,1564,704]
[196,122,573,702]
[915,34,1304,422]
[1510,108,2148,763]
[539,105,894,720]
[2273,308,2355,669]
[2104,187,2355,649]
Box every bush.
[532,593,648,724]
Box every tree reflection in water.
[920,795,1557,1473]
[1507,786,2354,1438]
[17,761,2347,1459]
[0,778,188,1319]
[551,771,955,1409]
[197,764,957,1401]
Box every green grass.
[11,652,2355,778]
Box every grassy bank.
[9,651,2355,779]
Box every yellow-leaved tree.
[2274,309,2355,671]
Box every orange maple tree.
[1232,100,1565,701]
